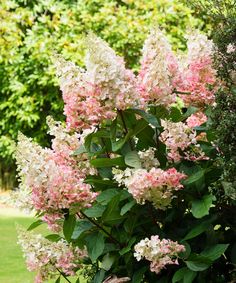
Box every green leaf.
[45,234,62,242]
[96,189,119,205]
[172,268,185,283]
[120,200,136,216]
[183,269,197,283]
[63,214,76,242]
[27,220,44,231]
[55,276,61,283]
[119,237,136,255]
[191,194,215,218]
[172,267,197,283]
[169,107,183,122]
[101,253,116,271]
[201,244,229,261]
[84,204,106,218]
[86,178,115,186]
[92,269,106,283]
[183,169,205,186]
[132,119,149,136]
[125,151,141,168]
[86,231,105,262]
[127,108,160,127]
[186,254,212,271]
[72,145,86,155]
[132,266,147,283]
[102,195,123,224]
[110,118,117,140]
[181,106,198,120]
[183,219,215,241]
[111,131,133,152]
[90,157,125,168]
[72,220,94,240]
[179,242,191,259]
[103,243,118,254]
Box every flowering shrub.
[14,29,235,283]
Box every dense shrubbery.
[13,29,235,283]
[0,0,209,187]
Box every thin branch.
[55,267,72,283]
[79,211,122,247]
[117,109,134,150]
[173,90,191,95]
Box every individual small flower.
[178,31,217,107]
[134,235,185,274]
[137,28,180,107]
[113,167,186,209]
[103,275,130,283]
[17,226,86,283]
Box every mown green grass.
[0,212,85,283]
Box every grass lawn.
[0,208,86,283]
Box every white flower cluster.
[46,116,97,176]
[15,132,54,189]
[17,226,86,283]
[138,147,160,169]
[113,167,185,210]
[160,119,206,162]
[85,33,139,110]
[185,31,214,63]
[134,235,185,274]
[138,28,179,106]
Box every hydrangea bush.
[13,29,235,282]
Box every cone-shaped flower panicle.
[137,28,180,106]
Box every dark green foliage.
[198,1,236,201]
[53,105,234,283]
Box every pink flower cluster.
[186,112,207,128]
[113,167,186,209]
[160,119,207,162]
[134,235,185,274]
[179,32,217,107]
[137,28,181,106]
[17,226,86,283]
[54,30,217,131]
[15,121,98,231]
[54,33,139,130]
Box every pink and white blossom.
[113,167,186,209]
[17,226,86,283]
[178,31,217,107]
[134,235,185,274]
[137,28,181,107]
